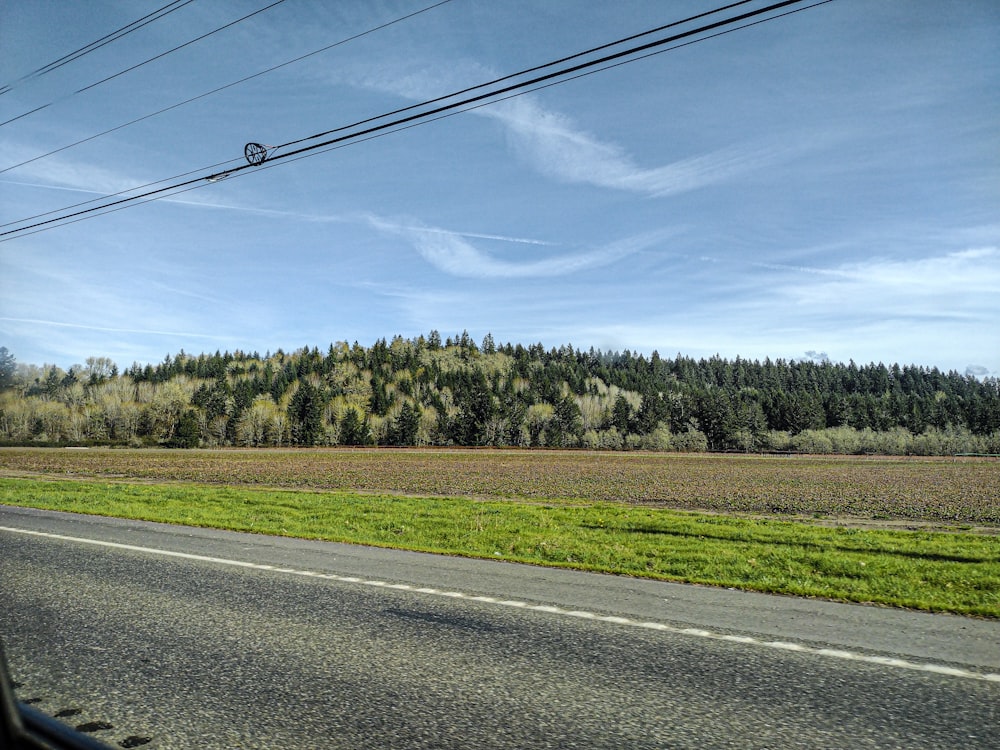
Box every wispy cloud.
[550,245,1000,368]
[2,146,270,219]
[1,179,107,197]
[347,60,799,197]
[366,214,671,278]
[683,245,1000,366]
[0,316,228,340]
[1,251,235,358]
[4,147,143,196]
[774,247,1000,313]
[409,226,557,246]
[147,282,227,307]
[483,96,790,196]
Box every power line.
[221,0,824,169]
[0,0,459,222]
[0,0,824,239]
[272,0,759,154]
[265,1,835,174]
[0,157,245,231]
[0,0,196,96]
[1,0,832,242]
[0,0,288,128]
[1,0,759,218]
[2,0,745,177]
[0,0,456,176]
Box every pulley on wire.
[205,142,275,182]
[244,142,274,165]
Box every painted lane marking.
[3,525,998,684]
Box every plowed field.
[1,448,996,527]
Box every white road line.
[3,525,998,684]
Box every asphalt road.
[1,505,997,749]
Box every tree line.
[1,336,998,454]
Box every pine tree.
[389,402,421,446]
[289,381,324,445]
[338,408,371,446]
[0,347,15,389]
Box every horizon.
[6,334,994,382]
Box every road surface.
[1,505,997,749]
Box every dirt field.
[1,447,996,529]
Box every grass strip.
[2,477,997,617]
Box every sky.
[1,0,998,377]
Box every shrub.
[762,431,792,452]
[638,423,673,452]
[671,428,708,453]
[790,430,834,454]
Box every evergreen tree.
[170,410,201,448]
[696,389,735,450]
[388,402,421,446]
[338,408,371,446]
[451,371,495,445]
[547,395,583,447]
[369,374,391,417]
[636,388,669,434]
[289,381,324,446]
[611,394,633,433]
[0,347,16,389]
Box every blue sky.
[1,0,997,376]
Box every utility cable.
[0,156,245,230]
[0,0,457,221]
[272,0,757,153]
[0,0,455,176]
[0,0,288,128]
[0,0,196,96]
[1,0,820,238]
[0,0,830,242]
[237,0,812,164]
[1,0,754,194]
[255,1,834,177]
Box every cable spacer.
[244,142,269,166]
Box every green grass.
[2,477,998,617]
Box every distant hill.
[2,334,998,454]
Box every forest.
[1,334,998,455]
